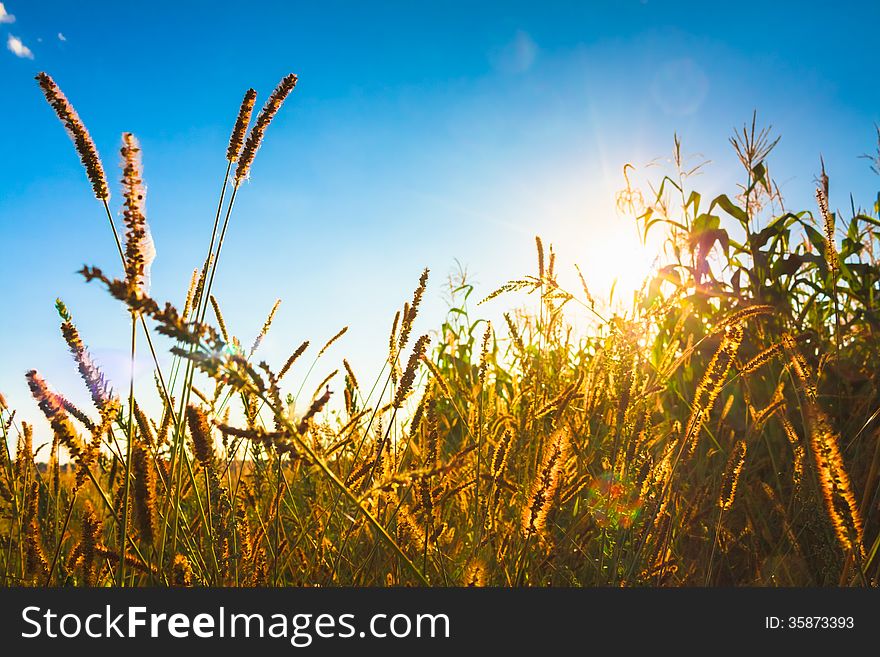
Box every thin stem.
[705,507,724,586]
[473,370,484,554]
[243,382,428,585]
[159,162,233,567]
[101,201,173,413]
[192,160,233,320]
[0,413,21,584]
[200,184,240,326]
[44,491,77,586]
[168,183,238,558]
[116,314,137,585]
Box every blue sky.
[1,1,879,433]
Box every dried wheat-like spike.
[235,73,298,183]
[95,546,158,575]
[394,495,428,553]
[35,72,109,200]
[181,268,199,322]
[805,404,864,558]
[78,502,101,586]
[719,440,747,511]
[417,469,436,522]
[227,88,258,162]
[398,268,429,351]
[420,354,453,400]
[310,370,338,403]
[522,427,569,538]
[318,326,348,357]
[256,361,284,432]
[250,298,281,356]
[131,442,156,544]
[215,423,290,455]
[186,405,214,467]
[14,422,34,482]
[393,335,430,409]
[740,341,784,375]
[684,324,744,454]
[614,353,635,434]
[56,298,116,411]
[297,387,332,434]
[346,453,378,490]
[535,235,545,280]
[55,392,95,432]
[717,304,775,330]
[504,312,526,354]
[782,333,816,402]
[120,133,154,295]
[749,388,785,430]
[24,482,48,581]
[156,396,175,446]
[26,370,84,460]
[278,340,309,381]
[192,253,212,309]
[25,517,50,581]
[490,430,512,483]
[779,415,804,492]
[489,429,513,514]
[574,263,596,307]
[407,385,432,437]
[424,397,439,463]
[478,279,535,305]
[478,322,492,387]
[22,480,40,522]
[234,502,253,562]
[133,401,155,446]
[388,309,401,360]
[719,394,735,424]
[208,295,230,344]
[74,402,117,491]
[171,554,194,586]
[816,187,839,275]
[463,559,487,586]
[343,358,359,392]
[415,401,439,518]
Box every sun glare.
[578,217,657,304]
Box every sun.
[553,212,660,313]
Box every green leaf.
[685,190,701,215]
[709,194,749,224]
[693,212,720,232]
[803,224,827,254]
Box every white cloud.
[0,3,15,24]
[7,34,33,59]
[58,32,66,41]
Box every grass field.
[2,72,879,587]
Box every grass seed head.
[235,73,298,183]
[719,440,747,511]
[227,88,258,162]
[35,72,109,200]
[186,405,214,467]
[120,133,154,295]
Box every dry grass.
[2,79,880,587]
